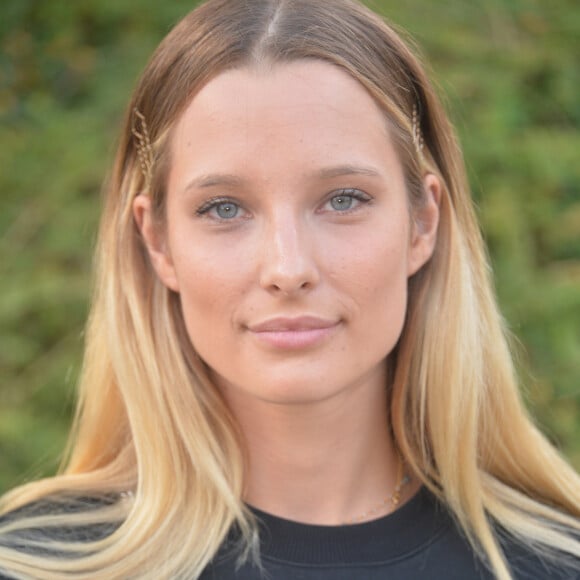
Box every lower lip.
[250,324,339,350]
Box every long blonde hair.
[1,0,578,578]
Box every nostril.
[267,278,312,296]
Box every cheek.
[167,231,251,345]
[335,229,410,339]
[330,217,410,287]
[176,269,243,364]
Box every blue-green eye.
[196,198,242,220]
[330,194,355,211]
[214,201,239,219]
[324,189,371,213]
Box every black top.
[201,487,578,579]
[0,487,578,579]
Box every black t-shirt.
[0,487,577,579]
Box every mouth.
[247,316,340,349]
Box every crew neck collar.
[247,486,451,565]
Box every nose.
[259,215,319,295]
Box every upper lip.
[248,316,339,332]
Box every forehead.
[168,60,402,188]
[190,59,380,110]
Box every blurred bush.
[1,0,578,494]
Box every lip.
[247,316,340,349]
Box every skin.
[135,60,440,524]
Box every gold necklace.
[120,462,411,524]
[341,459,411,525]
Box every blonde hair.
[1,0,578,578]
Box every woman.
[0,0,578,578]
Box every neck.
[220,372,408,525]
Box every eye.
[196,198,244,220]
[330,194,355,211]
[322,189,371,213]
[213,201,239,219]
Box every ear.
[407,173,441,277]
[133,194,180,292]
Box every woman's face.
[136,61,439,406]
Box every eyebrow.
[182,164,382,194]
[313,164,382,180]
[184,173,245,192]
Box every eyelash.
[195,197,244,220]
[320,188,372,213]
[195,189,372,220]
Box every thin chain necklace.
[341,458,411,525]
[119,461,412,525]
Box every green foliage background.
[1,0,579,494]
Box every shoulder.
[423,493,579,579]
[0,494,125,579]
[0,493,123,552]
[498,529,580,580]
